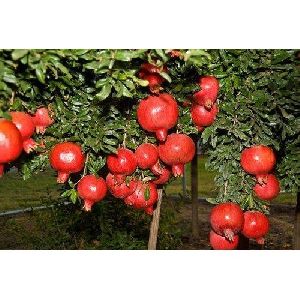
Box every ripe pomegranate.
[209,230,239,250]
[135,143,159,169]
[152,166,171,185]
[124,181,158,209]
[253,174,280,201]
[193,76,219,109]
[158,133,195,177]
[49,142,85,183]
[10,111,37,153]
[0,119,23,164]
[107,148,137,183]
[210,202,244,241]
[191,104,218,128]
[137,93,179,142]
[242,211,270,244]
[240,145,276,175]
[106,173,137,199]
[32,107,54,134]
[77,175,107,211]
[144,205,154,215]
[139,63,167,94]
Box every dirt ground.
[177,200,295,250]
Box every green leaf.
[144,185,150,201]
[35,66,45,83]
[96,83,112,101]
[114,51,132,61]
[160,72,172,83]
[12,49,29,60]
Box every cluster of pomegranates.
[209,144,279,249]
[0,107,53,177]
[209,202,270,250]
[241,145,280,201]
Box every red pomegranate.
[253,174,280,201]
[106,173,137,199]
[10,111,37,153]
[209,230,239,250]
[144,205,154,215]
[242,211,270,244]
[139,63,167,94]
[107,148,137,183]
[77,175,107,211]
[124,181,158,209]
[49,142,85,183]
[135,143,159,169]
[0,119,23,164]
[137,93,179,142]
[240,145,276,175]
[158,133,196,177]
[193,76,219,109]
[32,107,54,134]
[210,202,244,241]
[152,166,171,185]
[191,104,218,128]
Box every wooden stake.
[191,141,199,239]
[293,191,300,249]
[148,189,163,250]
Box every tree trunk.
[191,143,199,239]
[148,189,163,250]
[293,191,300,250]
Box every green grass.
[0,156,296,212]
[0,169,61,211]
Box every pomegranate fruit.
[77,175,107,211]
[49,142,85,183]
[32,107,54,134]
[106,173,137,199]
[0,119,23,164]
[107,148,137,183]
[152,166,171,185]
[158,133,196,177]
[144,205,154,215]
[191,103,218,128]
[139,63,167,94]
[124,181,158,209]
[210,202,244,241]
[135,143,159,170]
[240,145,276,175]
[253,174,280,201]
[10,111,37,153]
[242,211,270,244]
[193,76,219,109]
[137,93,179,142]
[209,230,239,250]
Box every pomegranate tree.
[137,93,179,142]
[158,133,196,176]
[49,142,85,183]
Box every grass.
[0,156,296,212]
